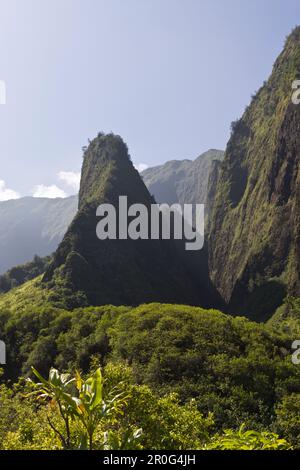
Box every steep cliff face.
[206,159,223,230]
[142,149,224,209]
[208,27,300,321]
[43,133,203,308]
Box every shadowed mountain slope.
[208,27,300,321]
[42,133,209,308]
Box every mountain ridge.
[208,26,300,321]
[142,149,224,211]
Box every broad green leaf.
[31,366,50,388]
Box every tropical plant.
[29,366,141,450]
[203,424,292,450]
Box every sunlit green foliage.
[275,394,300,448]
[204,424,291,450]
[0,366,292,450]
[1,302,299,438]
[29,366,140,450]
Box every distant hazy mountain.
[0,196,78,274]
[141,149,224,208]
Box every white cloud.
[134,163,149,172]
[30,171,80,199]
[32,184,67,199]
[0,180,20,201]
[58,171,80,191]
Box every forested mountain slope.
[208,27,300,321]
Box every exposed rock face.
[43,133,203,308]
[142,150,224,211]
[206,159,223,230]
[208,27,300,321]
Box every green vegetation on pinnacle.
[208,27,300,321]
[42,133,206,308]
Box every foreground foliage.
[204,425,291,450]
[0,290,299,448]
[0,365,291,450]
[29,366,141,450]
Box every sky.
[0,0,299,199]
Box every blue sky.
[0,0,299,199]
